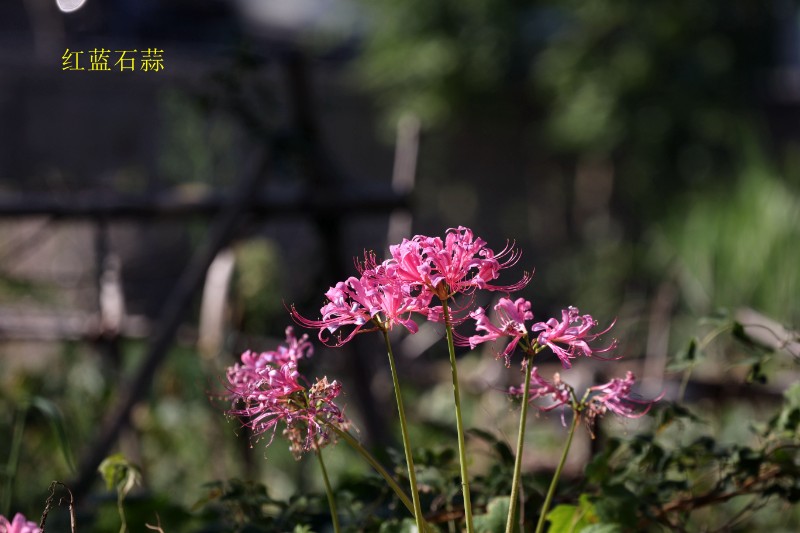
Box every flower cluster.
[292,226,529,346]
[584,371,661,426]
[225,327,349,459]
[462,297,616,368]
[0,514,40,533]
[508,367,571,411]
[508,367,659,431]
[533,306,617,367]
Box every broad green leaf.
[547,496,598,533]
[474,496,510,533]
[98,453,141,497]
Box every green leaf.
[668,337,700,371]
[746,360,768,384]
[592,485,638,528]
[786,382,800,406]
[547,496,598,533]
[653,403,703,430]
[98,453,142,498]
[474,496,510,533]
[29,396,76,472]
[580,525,623,533]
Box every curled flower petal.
[292,266,428,346]
[532,307,617,368]
[586,371,662,423]
[224,333,349,458]
[386,227,530,299]
[508,367,572,412]
[459,297,534,366]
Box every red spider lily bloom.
[586,371,661,423]
[460,297,534,366]
[532,307,617,368]
[387,227,530,299]
[0,513,40,533]
[508,367,572,411]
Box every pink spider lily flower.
[292,266,427,346]
[276,326,313,363]
[225,327,312,390]
[226,356,349,458]
[585,371,662,423]
[458,297,534,366]
[508,367,572,412]
[291,278,374,346]
[532,306,617,368]
[387,227,530,300]
[0,513,41,533]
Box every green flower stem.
[330,426,416,517]
[2,405,27,517]
[316,449,341,533]
[441,297,474,533]
[117,491,128,533]
[535,410,580,533]
[506,360,534,533]
[382,329,427,532]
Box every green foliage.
[99,454,143,533]
[194,479,319,532]
[473,496,509,533]
[28,397,76,473]
[357,0,521,127]
[99,454,141,497]
[575,380,800,531]
[657,165,800,323]
[545,495,600,533]
[233,239,287,335]
[378,518,420,533]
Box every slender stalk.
[316,449,341,533]
[2,405,27,516]
[506,361,533,533]
[382,329,426,532]
[117,492,127,533]
[535,411,580,533]
[330,426,416,516]
[440,297,474,532]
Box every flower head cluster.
[463,299,615,369]
[387,227,529,298]
[462,297,533,365]
[584,371,661,427]
[0,514,40,533]
[293,227,529,346]
[509,368,659,432]
[508,367,571,411]
[532,306,617,368]
[225,328,349,459]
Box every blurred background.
[0,0,799,530]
